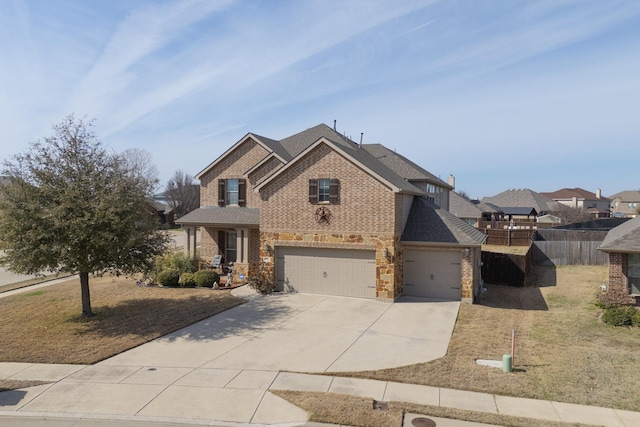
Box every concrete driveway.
[101,287,460,372]
[0,287,460,425]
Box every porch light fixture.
[382,247,388,258]
[464,248,470,256]
[263,243,271,253]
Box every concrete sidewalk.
[2,365,640,426]
[1,286,639,426]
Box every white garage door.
[404,249,461,300]
[275,247,376,298]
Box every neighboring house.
[177,123,486,302]
[449,191,502,227]
[540,188,610,218]
[153,184,200,219]
[598,216,640,304]
[151,201,175,226]
[482,189,566,219]
[609,190,640,218]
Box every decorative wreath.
[315,206,332,224]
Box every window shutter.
[309,179,318,203]
[218,179,226,206]
[238,179,246,207]
[329,179,340,204]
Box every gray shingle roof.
[609,190,640,202]
[599,217,640,252]
[361,144,450,187]
[251,133,292,162]
[278,124,357,158]
[256,123,426,195]
[450,192,485,219]
[402,197,487,245]
[482,189,565,214]
[176,207,260,226]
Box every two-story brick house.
[177,124,485,302]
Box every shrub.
[193,270,220,288]
[179,272,196,287]
[632,309,640,328]
[157,269,180,287]
[602,306,639,327]
[247,264,276,294]
[597,286,631,309]
[148,252,199,282]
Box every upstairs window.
[218,178,246,207]
[309,178,339,204]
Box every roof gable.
[195,133,282,180]
[254,137,424,195]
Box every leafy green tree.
[0,115,171,317]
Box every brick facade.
[607,252,637,304]
[257,144,402,299]
[188,130,476,302]
[199,138,269,209]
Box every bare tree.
[120,148,160,192]
[165,170,199,218]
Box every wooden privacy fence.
[484,229,534,246]
[531,229,609,266]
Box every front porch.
[175,207,261,281]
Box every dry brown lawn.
[272,390,600,427]
[0,275,244,365]
[332,265,640,412]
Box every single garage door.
[275,247,376,298]
[404,249,461,300]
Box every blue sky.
[1,0,638,199]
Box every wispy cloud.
[1,0,638,197]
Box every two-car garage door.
[275,247,376,299]
[404,249,462,300]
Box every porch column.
[184,227,192,256]
[191,227,198,258]
[236,228,249,263]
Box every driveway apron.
[1,288,460,425]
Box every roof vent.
[359,132,363,147]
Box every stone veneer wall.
[460,248,476,302]
[260,231,399,300]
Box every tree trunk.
[80,272,92,318]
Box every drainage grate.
[372,400,389,411]
[411,417,437,427]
